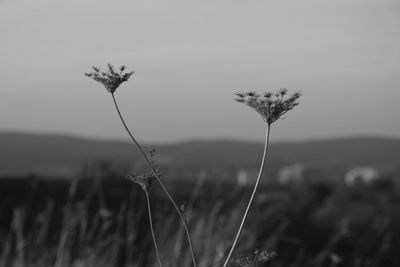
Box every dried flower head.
[232,248,277,267]
[126,150,162,191]
[235,88,301,125]
[85,63,134,93]
[126,170,155,192]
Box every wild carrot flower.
[223,88,301,267]
[234,88,301,125]
[126,169,163,267]
[126,150,161,192]
[126,152,164,267]
[85,63,134,93]
[126,171,155,192]
[85,64,197,267]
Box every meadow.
[1,169,399,267]
[1,68,399,267]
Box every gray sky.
[1,0,399,143]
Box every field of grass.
[0,171,399,267]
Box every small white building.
[237,169,248,186]
[344,166,379,186]
[236,169,259,186]
[277,164,304,185]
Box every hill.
[1,132,400,178]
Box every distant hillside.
[1,132,400,177]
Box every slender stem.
[222,124,271,267]
[111,93,197,267]
[145,191,163,267]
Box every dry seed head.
[235,88,301,125]
[85,63,134,93]
[126,170,155,192]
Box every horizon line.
[1,129,400,146]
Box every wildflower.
[126,169,163,267]
[85,63,134,93]
[126,171,155,192]
[85,63,197,267]
[126,149,161,192]
[234,88,301,125]
[223,88,301,267]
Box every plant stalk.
[145,191,163,267]
[111,93,197,267]
[222,124,271,267]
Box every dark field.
[1,170,400,267]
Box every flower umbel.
[223,88,300,267]
[85,63,197,267]
[126,149,161,192]
[235,88,301,125]
[126,171,156,192]
[85,63,134,93]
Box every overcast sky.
[1,0,399,143]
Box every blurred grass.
[0,170,399,267]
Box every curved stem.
[145,191,163,267]
[111,93,197,267]
[222,124,271,267]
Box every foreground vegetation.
[0,172,399,267]
[85,64,301,266]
